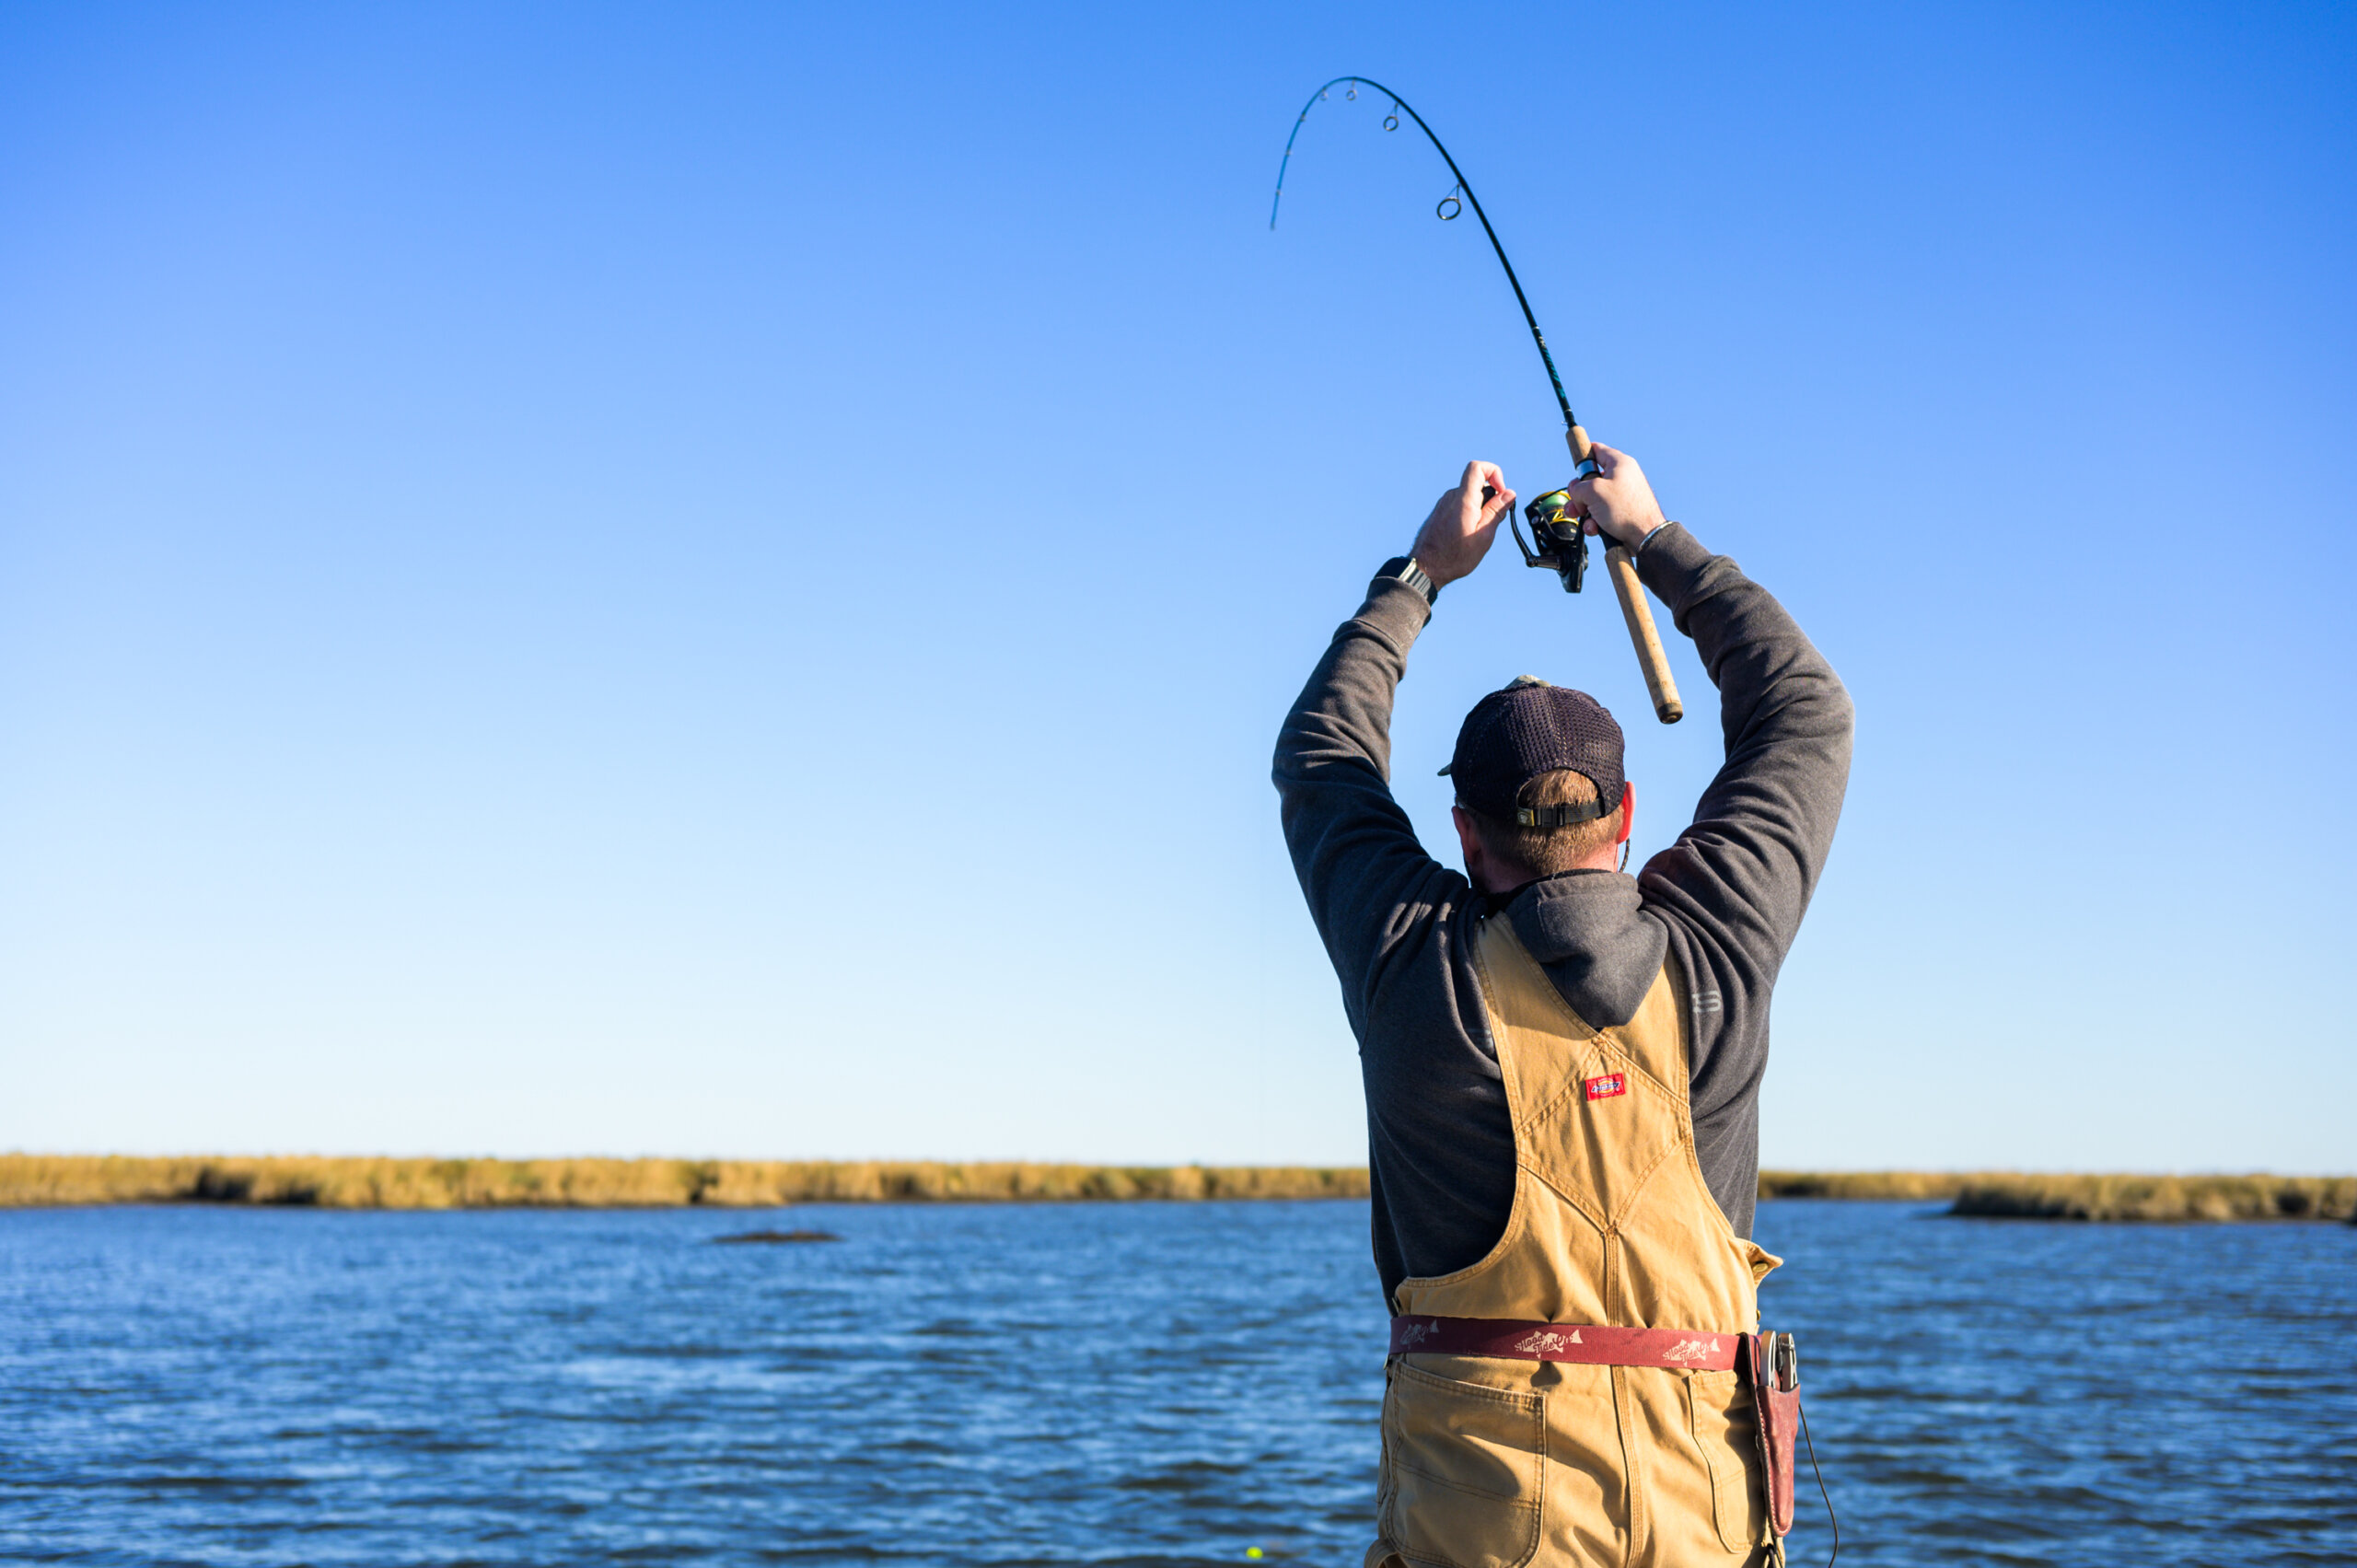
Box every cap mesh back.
[1447,683,1625,822]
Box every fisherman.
[1273,446,1852,1567]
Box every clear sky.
[4,2,2351,1172]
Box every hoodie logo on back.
[1584,1073,1627,1102]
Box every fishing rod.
[1271,76,1683,724]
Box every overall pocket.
[1380,1361,1545,1568]
[1684,1368,1766,1553]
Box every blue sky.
[4,2,2350,1171]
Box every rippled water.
[2,1201,2351,1566]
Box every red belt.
[1388,1315,1741,1372]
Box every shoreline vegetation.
[1758,1169,2354,1222]
[1,1156,2351,1222]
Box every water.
[2,1201,2351,1567]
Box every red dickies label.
[1584,1073,1627,1102]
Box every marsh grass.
[5,1156,2348,1220]
[1945,1172,2355,1222]
[0,1155,1371,1209]
[1759,1168,2356,1221]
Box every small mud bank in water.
[712,1228,842,1244]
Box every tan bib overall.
[1369,917,1782,1568]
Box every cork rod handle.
[1607,545,1682,724]
[1568,426,1683,725]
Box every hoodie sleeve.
[1634,524,1854,989]
[1271,562,1472,1039]
[1630,523,1853,1235]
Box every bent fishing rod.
[1271,77,1683,724]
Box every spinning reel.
[1485,448,1605,594]
[1509,456,1604,594]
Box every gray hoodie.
[1273,523,1853,1307]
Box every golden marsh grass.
[0,1155,1371,1209]
[3,1156,2347,1220]
[1759,1168,2355,1221]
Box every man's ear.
[1616,781,1635,845]
[1452,806,1490,889]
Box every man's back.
[1271,453,1852,1304]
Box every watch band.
[1381,555,1439,605]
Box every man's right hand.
[1410,461,1516,588]
[1568,443,1668,550]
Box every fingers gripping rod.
[1272,77,1682,724]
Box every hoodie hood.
[1504,868,1668,1029]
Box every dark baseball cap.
[1439,676,1626,827]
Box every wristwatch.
[1380,555,1439,606]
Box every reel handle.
[1567,426,1684,726]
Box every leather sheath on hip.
[1367,917,1783,1568]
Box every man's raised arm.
[1272,463,1516,1033]
[1572,445,1855,998]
